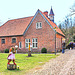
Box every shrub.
[41,48,47,53]
[5,49,9,53]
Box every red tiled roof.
[41,10,65,36]
[0,16,33,37]
[0,9,64,37]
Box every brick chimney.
[43,11,48,17]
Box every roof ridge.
[9,16,33,21]
[0,16,33,28]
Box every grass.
[0,53,59,75]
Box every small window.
[25,39,30,48]
[12,38,16,43]
[40,23,42,27]
[2,39,5,44]
[19,42,22,48]
[32,38,37,48]
[36,22,42,29]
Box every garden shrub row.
[4,48,47,53]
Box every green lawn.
[0,53,59,75]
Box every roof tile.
[0,9,64,37]
[0,16,33,37]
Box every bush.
[5,49,9,53]
[41,48,47,53]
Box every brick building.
[0,8,65,53]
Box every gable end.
[23,9,56,36]
[23,9,39,35]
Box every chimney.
[43,11,48,17]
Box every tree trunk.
[28,51,31,57]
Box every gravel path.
[26,49,75,75]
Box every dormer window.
[36,22,42,29]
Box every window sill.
[25,47,28,49]
[12,42,16,44]
[36,28,42,29]
[32,47,37,49]
[2,43,5,44]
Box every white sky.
[0,0,75,25]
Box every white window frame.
[32,38,37,48]
[36,22,42,29]
[19,42,22,49]
[25,39,30,48]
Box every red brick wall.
[0,13,64,53]
[0,36,25,52]
[23,13,55,52]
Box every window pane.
[29,39,30,42]
[26,39,28,42]
[33,43,35,47]
[26,43,28,47]
[32,38,37,48]
[36,39,37,42]
[19,42,22,48]
[25,39,30,48]
[33,39,34,42]
[40,23,42,27]
[2,39,5,44]
[37,23,38,28]
[12,38,16,43]
[36,43,37,47]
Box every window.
[25,39,30,48]
[2,39,5,44]
[19,42,22,48]
[32,38,37,48]
[12,38,16,43]
[36,22,42,29]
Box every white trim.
[32,38,37,48]
[25,39,30,48]
[36,22,42,29]
[19,42,22,49]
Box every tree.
[58,23,62,29]
[58,2,75,45]
[58,16,75,44]
[70,2,75,16]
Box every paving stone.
[26,49,75,75]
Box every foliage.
[58,2,75,44]
[41,48,47,53]
[4,49,9,53]
[58,16,75,44]
[0,53,59,75]
[70,2,75,15]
